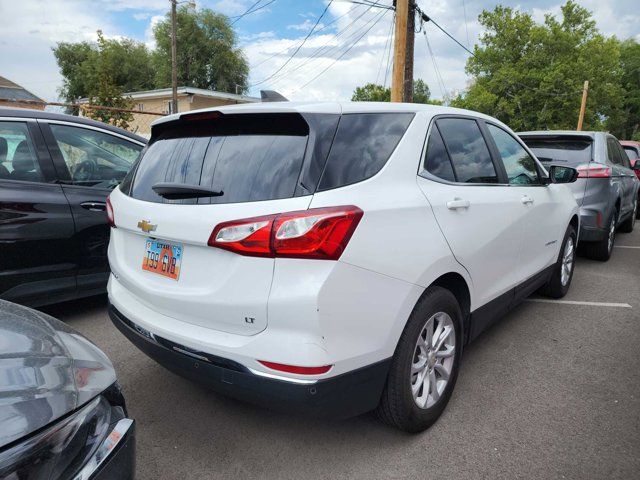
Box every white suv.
[107,102,579,432]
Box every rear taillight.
[208,206,363,260]
[577,163,611,178]
[106,197,115,228]
[258,360,332,375]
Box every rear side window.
[437,118,498,183]
[607,138,623,165]
[128,113,337,204]
[521,137,592,167]
[318,113,414,191]
[423,125,456,182]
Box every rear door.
[0,118,76,305]
[108,111,339,335]
[416,116,526,313]
[40,121,144,294]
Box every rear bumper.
[579,224,608,242]
[109,305,390,419]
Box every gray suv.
[519,131,640,261]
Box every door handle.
[81,201,106,212]
[446,198,470,210]
[521,196,534,205]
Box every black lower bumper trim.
[109,304,390,419]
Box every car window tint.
[522,137,592,167]
[487,124,540,185]
[318,113,414,191]
[623,146,639,160]
[49,124,142,189]
[615,143,631,168]
[130,113,313,205]
[437,118,498,183]
[607,138,622,165]
[0,121,43,182]
[423,125,455,182]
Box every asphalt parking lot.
[43,228,640,480]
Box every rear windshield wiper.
[152,182,224,200]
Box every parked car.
[107,102,579,433]
[0,299,134,478]
[519,131,639,261]
[0,108,146,307]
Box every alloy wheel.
[410,312,456,409]
[560,236,575,287]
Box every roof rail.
[260,90,289,102]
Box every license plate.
[142,238,182,280]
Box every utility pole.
[402,1,416,103]
[171,0,178,114]
[577,80,589,131]
[391,0,409,102]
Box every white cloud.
[287,20,325,31]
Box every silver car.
[519,131,640,261]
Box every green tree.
[84,31,135,129]
[451,1,623,132]
[152,6,249,93]
[53,33,154,104]
[608,39,640,139]
[351,79,442,104]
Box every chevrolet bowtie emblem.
[137,220,157,233]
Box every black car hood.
[0,300,116,449]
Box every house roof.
[0,76,45,103]
[92,86,259,103]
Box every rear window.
[124,112,413,204]
[520,136,592,166]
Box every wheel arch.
[429,272,472,344]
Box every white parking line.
[527,299,632,308]
[614,245,640,249]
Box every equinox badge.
[137,220,157,233]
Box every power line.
[383,12,395,88]
[250,0,335,87]
[335,0,394,9]
[293,8,389,93]
[231,0,276,25]
[416,7,475,57]
[376,11,395,84]
[267,3,384,88]
[422,28,448,103]
[250,3,360,69]
[461,0,471,49]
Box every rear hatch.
[520,134,593,205]
[108,110,340,336]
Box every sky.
[1,0,639,103]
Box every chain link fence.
[0,98,166,138]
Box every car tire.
[375,286,462,433]
[583,208,617,262]
[619,199,637,233]
[540,224,577,298]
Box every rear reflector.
[208,206,363,260]
[106,197,115,228]
[258,360,332,375]
[577,163,611,178]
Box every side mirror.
[547,165,579,184]
[631,158,640,170]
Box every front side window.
[487,124,540,185]
[437,118,499,183]
[49,124,142,189]
[0,121,43,182]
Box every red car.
[620,140,640,218]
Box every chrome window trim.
[38,119,146,147]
